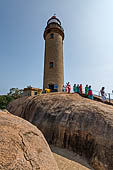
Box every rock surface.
[0,111,59,170]
[7,93,113,170]
[51,145,93,170]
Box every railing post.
[108,93,110,103]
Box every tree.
[8,88,23,99]
[0,95,13,109]
[0,88,23,109]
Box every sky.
[0,0,113,95]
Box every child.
[62,85,65,92]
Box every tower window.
[49,62,54,68]
[50,33,54,39]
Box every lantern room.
[47,16,61,26]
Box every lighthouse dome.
[47,16,61,26]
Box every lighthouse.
[43,15,64,92]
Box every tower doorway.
[48,84,58,92]
[48,84,54,91]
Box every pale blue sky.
[0,0,113,94]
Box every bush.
[0,95,14,109]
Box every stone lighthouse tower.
[43,15,64,92]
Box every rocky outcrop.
[0,111,59,170]
[51,145,92,170]
[7,93,113,170]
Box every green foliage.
[8,88,23,99]
[0,88,23,109]
[0,95,14,109]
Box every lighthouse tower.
[43,15,64,92]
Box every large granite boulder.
[7,93,113,170]
[0,111,59,170]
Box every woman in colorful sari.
[88,86,93,100]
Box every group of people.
[62,82,71,93]
[62,83,93,99]
[73,84,83,94]
[73,84,93,100]
[62,83,107,102]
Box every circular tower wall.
[43,16,64,92]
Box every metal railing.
[71,88,113,103]
[92,90,113,103]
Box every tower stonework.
[43,16,64,92]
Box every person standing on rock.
[80,84,83,95]
[67,82,71,93]
[73,84,77,93]
[100,87,106,102]
[62,85,65,92]
[88,86,93,100]
[85,85,88,95]
[65,84,68,92]
[77,84,80,94]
